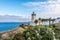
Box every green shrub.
[12,26,54,40]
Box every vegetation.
[1,24,60,40]
[12,26,54,40]
[34,20,38,25]
[54,29,60,39]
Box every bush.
[12,26,54,40]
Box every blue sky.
[0,0,47,15]
[0,0,60,22]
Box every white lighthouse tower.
[30,12,36,26]
[31,12,36,22]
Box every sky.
[0,0,60,22]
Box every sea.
[0,19,59,32]
[0,22,29,32]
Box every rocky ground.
[0,24,29,40]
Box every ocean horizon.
[0,22,29,32]
[0,19,59,32]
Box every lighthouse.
[31,12,36,22]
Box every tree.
[34,20,38,26]
[39,18,41,20]
[49,18,51,27]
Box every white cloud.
[23,2,47,6]
[0,14,30,22]
[23,0,60,18]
